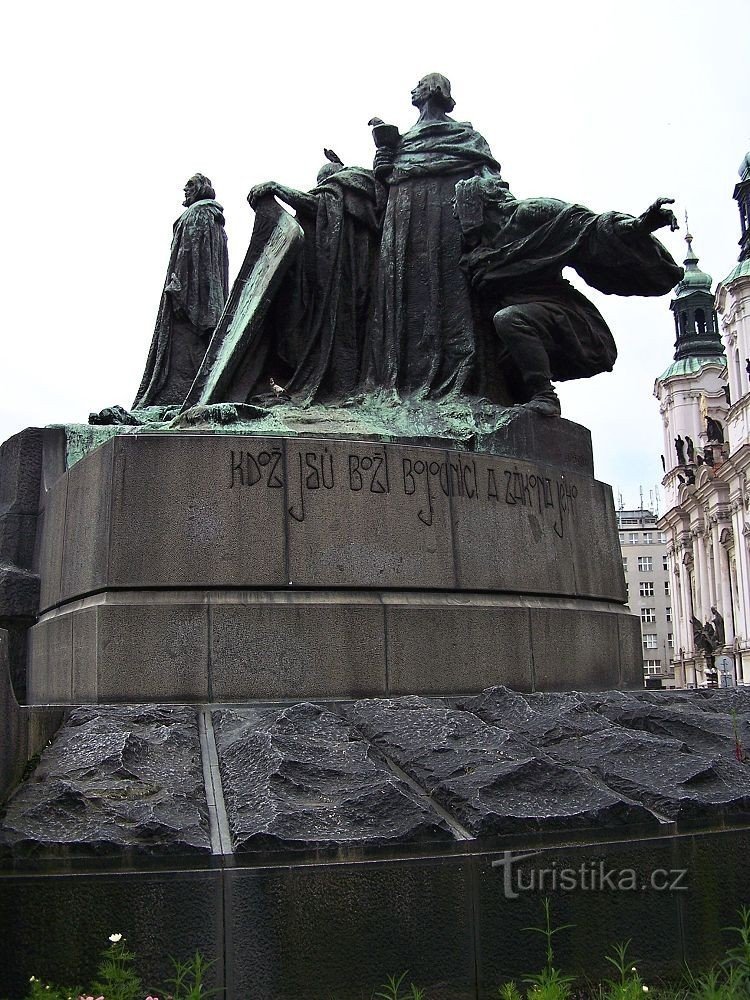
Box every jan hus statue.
[116,75,683,422]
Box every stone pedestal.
[21,420,642,703]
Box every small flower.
[108,932,123,943]
[29,976,36,983]
[643,987,649,993]
[631,967,637,972]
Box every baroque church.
[656,149,750,687]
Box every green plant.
[722,904,750,982]
[498,984,523,1000]
[89,933,143,1000]
[523,897,575,1000]
[26,977,78,1000]
[682,965,747,999]
[373,972,424,1000]
[166,950,220,999]
[598,939,646,999]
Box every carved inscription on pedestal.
[228,444,578,539]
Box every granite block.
[618,612,645,688]
[210,598,386,700]
[385,602,534,695]
[675,828,750,972]
[0,705,210,859]
[0,563,39,619]
[97,604,209,702]
[27,613,72,703]
[347,696,656,837]
[226,858,476,1000]
[451,454,578,595]
[0,428,43,516]
[285,439,455,589]
[548,723,750,821]
[60,442,112,601]
[566,476,626,601]
[0,869,223,1000]
[475,838,685,994]
[530,608,621,690]
[72,605,98,702]
[107,435,288,588]
[36,476,67,612]
[213,703,453,852]
[0,512,38,569]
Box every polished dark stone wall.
[0,830,746,1000]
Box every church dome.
[739,150,750,182]
[673,231,712,298]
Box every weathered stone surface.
[547,726,750,821]
[461,685,614,744]
[0,513,38,570]
[0,705,210,858]
[0,428,43,517]
[584,688,750,757]
[284,439,455,590]
[210,598,386,701]
[0,563,39,619]
[345,696,656,836]
[60,441,112,599]
[530,607,622,691]
[461,687,750,822]
[32,433,624,606]
[226,857,475,1000]
[36,477,67,611]
[213,702,454,851]
[28,591,640,704]
[0,629,62,804]
[384,601,534,695]
[461,689,750,823]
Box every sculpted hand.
[636,197,679,234]
[248,182,280,209]
[373,148,395,178]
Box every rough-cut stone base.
[2,689,750,999]
[27,590,642,704]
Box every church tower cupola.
[669,224,723,361]
[734,150,750,262]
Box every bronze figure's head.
[183,173,216,206]
[411,73,455,113]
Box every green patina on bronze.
[60,394,523,470]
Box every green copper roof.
[720,259,750,285]
[658,355,726,381]
[740,151,750,182]
[672,232,712,297]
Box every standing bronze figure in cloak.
[134,173,229,408]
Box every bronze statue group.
[131,73,683,421]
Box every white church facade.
[656,150,750,687]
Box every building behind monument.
[617,508,675,688]
[656,149,750,687]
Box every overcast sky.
[1,0,747,509]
